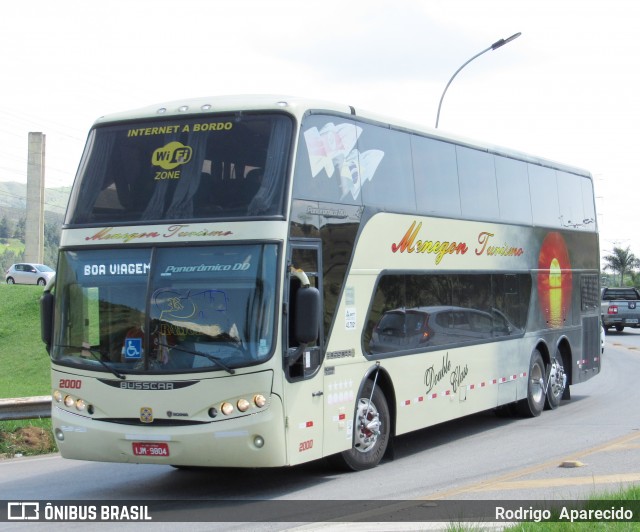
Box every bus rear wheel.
[333,380,390,471]
[545,356,565,410]
[517,350,546,417]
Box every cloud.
[258,3,480,83]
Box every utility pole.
[24,132,45,264]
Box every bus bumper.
[51,395,287,468]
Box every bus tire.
[545,355,565,410]
[517,350,546,417]
[333,380,390,471]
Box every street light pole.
[435,32,521,129]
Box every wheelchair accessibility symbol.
[124,338,142,359]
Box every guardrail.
[0,396,52,421]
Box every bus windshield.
[52,244,278,375]
[66,113,293,225]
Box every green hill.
[0,181,70,216]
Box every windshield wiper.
[167,344,236,375]
[56,344,126,380]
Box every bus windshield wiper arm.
[56,344,126,380]
[168,344,236,374]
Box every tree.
[44,221,61,267]
[13,217,25,240]
[0,216,10,239]
[603,246,640,286]
[0,249,22,273]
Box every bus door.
[284,241,324,464]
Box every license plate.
[132,442,170,457]
[627,319,638,324]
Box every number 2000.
[59,379,82,389]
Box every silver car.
[5,263,55,286]
[369,305,519,354]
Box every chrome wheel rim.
[548,359,565,399]
[354,397,381,453]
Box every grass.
[0,284,51,397]
[0,237,25,255]
[505,486,640,530]
[0,419,55,457]
[0,283,56,457]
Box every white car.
[5,263,55,286]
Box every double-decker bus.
[41,95,600,470]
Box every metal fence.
[0,396,52,421]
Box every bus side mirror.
[40,290,54,353]
[294,286,320,344]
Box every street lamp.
[435,32,521,128]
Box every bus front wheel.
[517,350,546,417]
[333,380,390,471]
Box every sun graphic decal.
[537,232,572,328]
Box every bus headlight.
[217,394,268,417]
[56,391,92,414]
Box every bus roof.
[94,94,591,178]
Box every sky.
[1,0,638,262]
